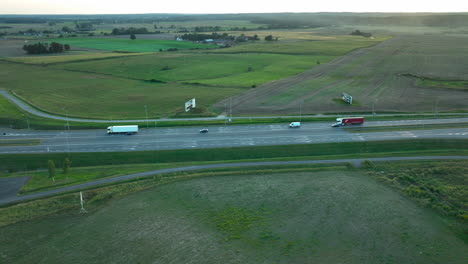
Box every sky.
[2,0,468,14]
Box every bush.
[361,160,374,168]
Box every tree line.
[350,30,372,38]
[23,42,70,54]
[179,32,261,42]
[111,27,155,35]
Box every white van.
[289,122,301,128]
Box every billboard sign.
[341,93,353,104]
[185,98,196,112]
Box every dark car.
[199,129,209,133]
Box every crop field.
[49,37,210,52]
[208,35,388,55]
[52,52,332,87]
[0,33,383,118]
[4,52,147,64]
[0,61,244,119]
[1,170,466,263]
[216,34,468,115]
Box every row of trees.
[178,32,260,42]
[23,42,70,54]
[47,158,72,182]
[111,27,150,35]
[350,30,372,38]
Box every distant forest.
[0,13,468,28]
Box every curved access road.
[1,155,466,205]
[1,89,467,123]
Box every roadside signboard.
[342,93,353,104]
[185,98,196,112]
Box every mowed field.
[5,52,148,64]
[0,33,382,118]
[50,52,332,87]
[217,34,468,115]
[0,61,244,119]
[49,37,210,52]
[1,171,466,263]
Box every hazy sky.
[2,0,468,14]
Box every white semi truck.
[107,125,139,135]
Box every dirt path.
[1,155,466,206]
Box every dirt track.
[213,35,468,115]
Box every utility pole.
[144,105,149,128]
[229,98,232,123]
[63,107,70,154]
[299,100,303,122]
[372,101,375,120]
[79,191,87,213]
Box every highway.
[1,118,467,154]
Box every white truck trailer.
[107,125,139,135]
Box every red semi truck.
[332,117,364,127]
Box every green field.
[1,170,466,263]
[226,33,468,115]
[417,79,468,91]
[0,33,385,119]
[5,52,148,64]
[49,37,210,52]
[0,61,244,119]
[208,35,387,55]
[52,52,331,87]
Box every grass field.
[0,61,244,119]
[219,34,468,115]
[0,33,386,119]
[366,160,468,221]
[52,52,332,87]
[4,52,148,64]
[1,170,466,263]
[49,37,210,52]
[208,35,387,55]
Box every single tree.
[130,34,136,40]
[264,35,273,41]
[48,160,56,182]
[63,157,72,174]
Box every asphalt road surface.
[1,156,467,205]
[1,118,467,154]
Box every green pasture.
[255,34,468,113]
[1,169,466,263]
[0,61,244,119]
[4,52,148,64]
[208,35,388,55]
[1,33,389,118]
[52,52,331,87]
[417,79,468,91]
[366,160,468,221]
[49,37,210,52]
